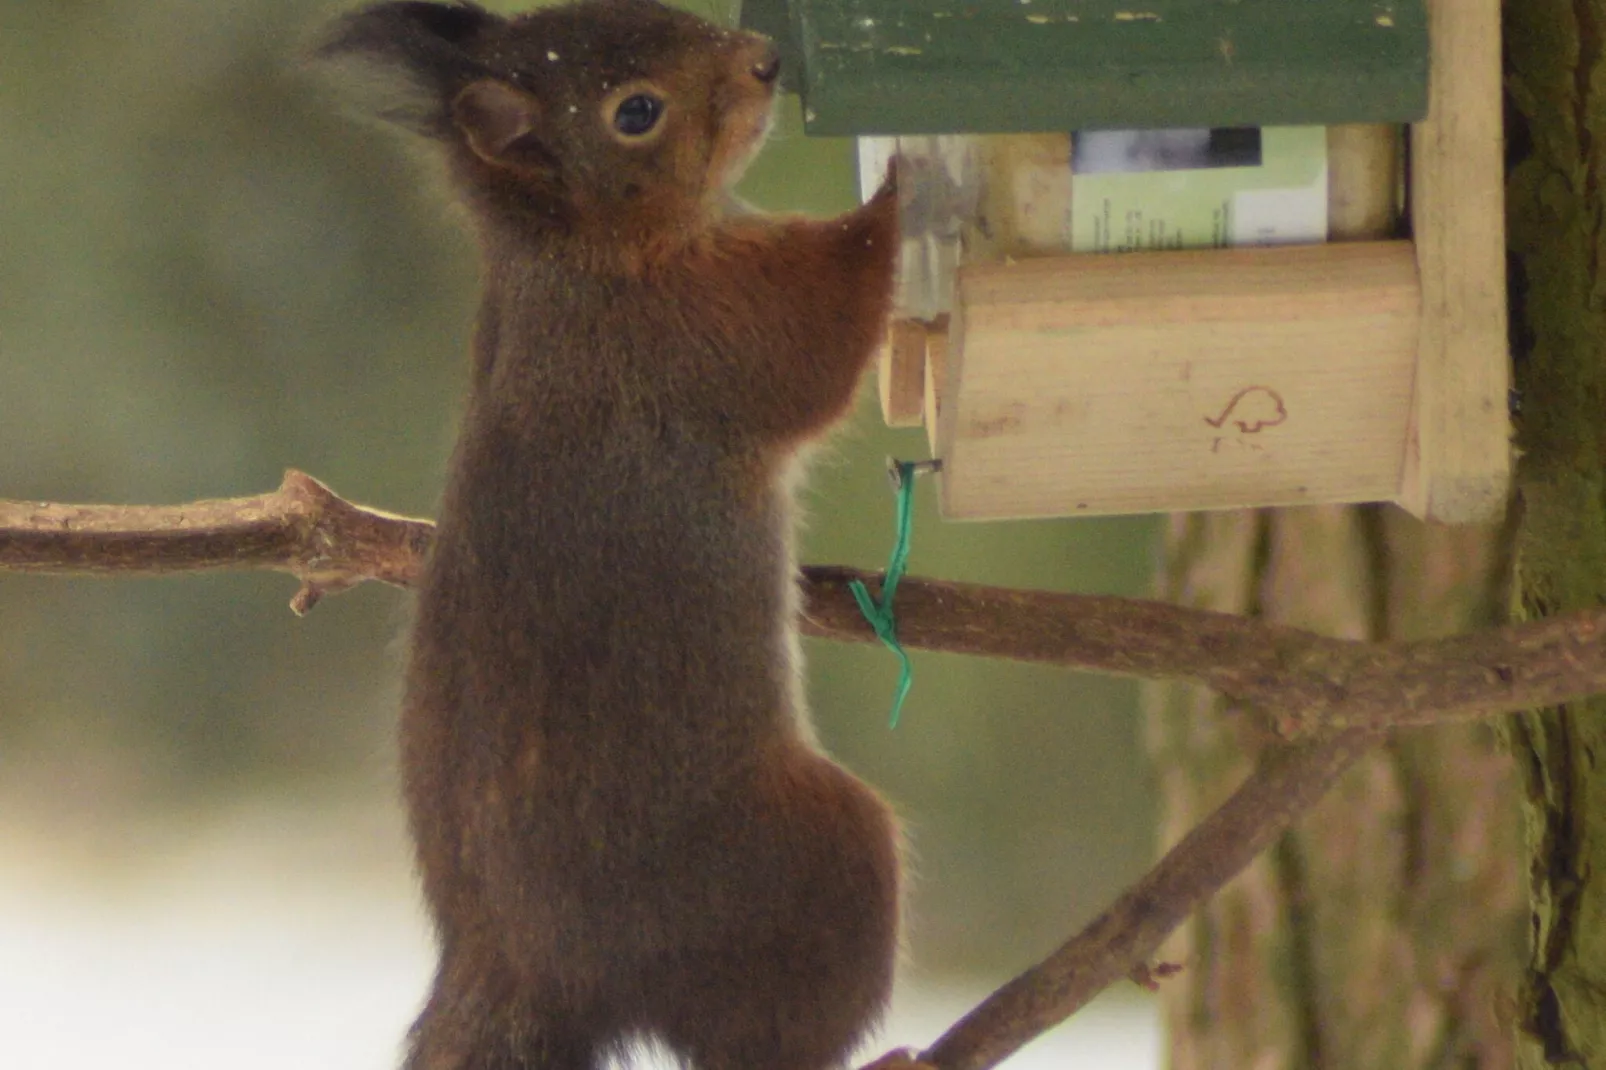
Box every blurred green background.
[0,0,1157,978]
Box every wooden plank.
[936,243,1422,520]
[1326,125,1402,241]
[870,134,1074,432]
[787,0,1428,136]
[1397,0,1510,522]
[924,322,948,457]
[877,318,927,427]
[971,134,1074,259]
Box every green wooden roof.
[740,0,1429,135]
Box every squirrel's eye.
[613,94,663,137]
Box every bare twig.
[4,475,1602,733]
[920,727,1379,1070]
[0,471,432,613]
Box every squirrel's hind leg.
[404,953,600,1070]
[647,752,901,1070]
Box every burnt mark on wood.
[1205,386,1288,434]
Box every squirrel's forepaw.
[858,156,903,245]
[874,155,905,205]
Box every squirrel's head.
[314,0,780,238]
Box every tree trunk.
[1145,507,1523,1068]
[1505,3,1606,1065]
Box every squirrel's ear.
[452,80,561,176]
[310,1,502,138]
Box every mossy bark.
[1506,2,1606,1065]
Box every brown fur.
[313,3,902,1068]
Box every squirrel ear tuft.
[453,80,562,177]
[310,1,503,138]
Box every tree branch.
[4,473,1601,733]
[0,470,432,613]
[920,726,1380,1070]
[0,475,1585,1068]
[799,566,1606,736]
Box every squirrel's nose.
[751,47,781,84]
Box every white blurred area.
[0,795,1159,1070]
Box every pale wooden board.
[972,133,1075,258]
[923,324,948,456]
[877,318,928,427]
[867,133,1077,433]
[1327,124,1401,241]
[937,242,1422,520]
[1398,0,1511,522]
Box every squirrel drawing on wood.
[312,2,903,1068]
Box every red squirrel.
[313,2,903,1068]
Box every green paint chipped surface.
[742,0,1427,134]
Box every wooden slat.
[937,243,1422,520]
[877,318,927,427]
[924,323,948,456]
[1397,0,1511,522]
[872,134,1076,433]
[1326,124,1402,242]
[971,134,1074,259]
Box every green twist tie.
[848,459,926,728]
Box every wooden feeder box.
[741,0,1509,525]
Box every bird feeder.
[741,0,1509,525]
